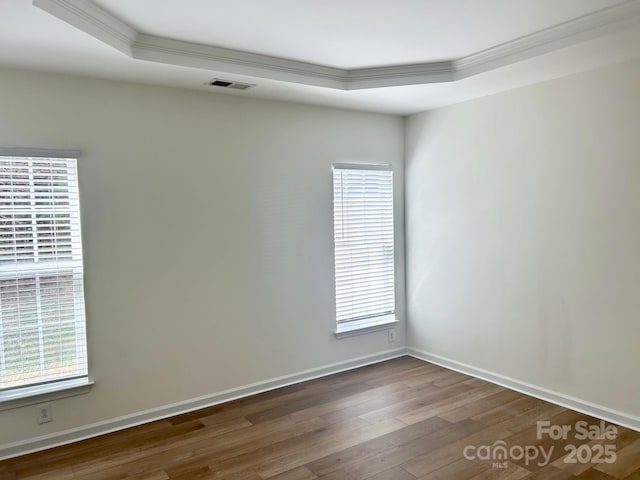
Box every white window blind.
[0,153,88,391]
[333,164,395,328]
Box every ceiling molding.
[33,0,136,55]
[133,34,347,89]
[346,62,454,90]
[32,0,640,90]
[454,0,640,79]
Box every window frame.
[0,147,92,409]
[332,163,398,338]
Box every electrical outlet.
[388,329,396,343]
[36,403,52,425]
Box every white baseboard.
[0,348,407,460]
[407,347,640,433]
[6,346,637,460]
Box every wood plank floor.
[1,356,639,480]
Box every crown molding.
[133,34,347,89]
[346,61,454,90]
[33,0,136,55]
[32,0,640,90]
[454,0,640,79]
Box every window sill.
[0,377,94,411]
[334,316,398,339]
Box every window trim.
[0,147,93,408]
[0,147,81,159]
[0,376,93,411]
[332,163,397,338]
[334,315,398,339]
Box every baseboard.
[7,346,635,460]
[0,347,408,460]
[407,347,640,433]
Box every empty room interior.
[1,0,640,479]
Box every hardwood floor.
[1,356,639,480]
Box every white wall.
[405,58,640,418]
[0,67,405,446]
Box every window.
[332,164,396,336]
[0,150,88,396]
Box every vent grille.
[208,79,254,90]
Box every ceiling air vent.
[207,79,255,90]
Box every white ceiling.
[0,0,639,115]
